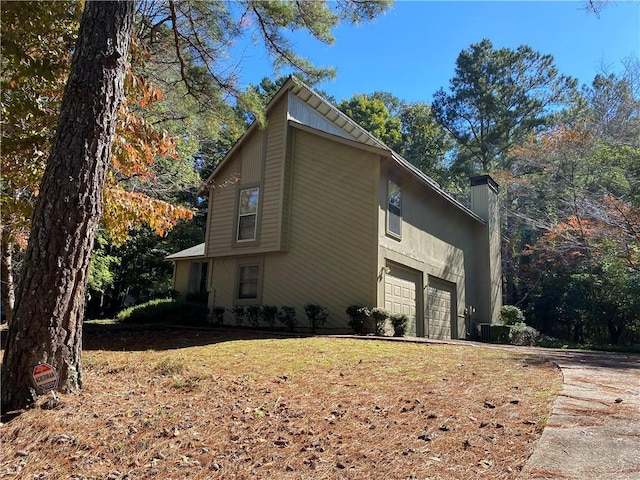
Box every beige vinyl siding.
[469,181,502,325]
[240,131,263,183]
[207,95,288,257]
[279,125,295,251]
[261,128,378,330]
[260,96,287,251]
[172,260,191,294]
[207,157,239,257]
[207,256,236,322]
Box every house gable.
[192,75,501,334]
[206,92,289,257]
[287,92,359,142]
[203,76,484,256]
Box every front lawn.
[1,328,561,479]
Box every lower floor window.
[238,265,259,299]
[189,261,208,293]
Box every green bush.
[116,298,207,325]
[261,305,278,329]
[185,291,208,304]
[490,325,512,344]
[390,313,408,337]
[304,304,328,333]
[346,305,370,335]
[509,325,540,346]
[278,306,297,332]
[212,306,226,325]
[501,305,525,326]
[232,306,245,326]
[247,305,261,328]
[370,308,389,336]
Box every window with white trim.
[387,178,402,237]
[237,187,259,241]
[237,265,259,300]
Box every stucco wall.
[376,159,486,338]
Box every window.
[387,178,402,237]
[238,265,259,300]
[188,262,208,293]
[237,187,259,242]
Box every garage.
[426,277,456,340]
[384,264,420,336]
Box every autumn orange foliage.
[105,65,194,245]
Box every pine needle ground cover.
[1,328,561,479]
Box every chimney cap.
[470,175,499,193]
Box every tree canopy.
[1,0,393,412]
[432,38,578,176]
[337,92,451,186]
[500,63,640,344]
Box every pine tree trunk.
[1,0,134,413]
[1,235,16,325]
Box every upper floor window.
[237,187,259,241]
[387,178,402,238]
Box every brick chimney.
[470,175,502,326]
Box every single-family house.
[167,76,502,338]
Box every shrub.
[278,306,297,332]
[390,313,408,337]
[501,305,525,326]
[490,325,512,343]
[212,306,226,325]
[185,291,208,304]
[346,305,370,335]
[509,325,540,346]
[184,302,209,325]
[535,334,568,349]
[247,305,261,328]
[116,298,207,325]
[370,308,389,336]
[261,305,278,329]
[117,298,175,323]
[304,304,328,333]
[232,306,246,326]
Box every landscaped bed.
[1,327,561,479]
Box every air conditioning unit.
[479,323,491,342]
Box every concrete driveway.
[521,349,640,479]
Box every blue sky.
[232,1,640,104]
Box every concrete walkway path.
[520,350,640,480]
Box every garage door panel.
[427,277,455,340]
[385,265,420,337]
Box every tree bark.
[1,0,134,413]
[1,234,16,325]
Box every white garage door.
[384,266,419,336]
[427,277,455,340]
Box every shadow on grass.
[82,322,313,352]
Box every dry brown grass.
[1,327,561,479]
